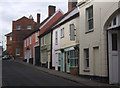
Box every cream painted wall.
[78,1,119,77]
[59,17,80,49]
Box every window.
[36,32,39,42]
[84,49,89,69]
[55,31,58,45]
[86,6,93,31]
[27,38,29,46]
[24,40,26,47]
[10,37,12,41]
[60,28,64,38]
[30,36,32,45]
[58,53,61,66]
[67,50,78,67]
[16,48,20,55]
[27,25,32,30]
[41,36,46,46]
[112,33,117,51]
[30,49,32,58]
[70,24,75,41]
[113,17,116,26]
[16,25,21,30]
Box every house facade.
[39,8,64,69]
[59,8,79,75]
[78,0,120,84]
[5,16,37,59]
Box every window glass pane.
[27,25,32,30]
[112,33,117,51]
[113,17,116,25]
[88,6,93,19]
[16,25,21,30]
[88,19,93,30]
[70,24,75,40]
[84,49,89,68]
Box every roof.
[23,16,51,40]
[5,32,12,37]
[53,7,79,28]
[39,7,79,38]
[13,16,36,23]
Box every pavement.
[14,59,119,87]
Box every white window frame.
[108,16,118,29]
[70,24,75,41]
[24,40,26,47]
[10,37,12,41]
[30,36,32,45]
[84,48,89,70]
[86,5,93,32]
[55,31,58,45]
[27,25,32,30]
[16,25,21,30]
[35,32,39,42]
[27,38,29,46]
[60,28,64,38]
[16,48,20,56]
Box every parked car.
[2,55,12,60]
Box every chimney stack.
[48,5,56,17]
[37,13,40,24]
[68,0,77,11]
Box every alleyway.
[2,60,83,86]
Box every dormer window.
[16,25,21,30]
[27,25,32,30]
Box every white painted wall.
[52,28,61,70]
[78,1,119,77]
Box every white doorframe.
[108,30,119,84]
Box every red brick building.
[5,16,37,59]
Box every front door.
[108,30,120,84]
[35,46,40,65]
[66,52,70,73]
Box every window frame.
[16,48,20,56]
[27,25,32,30]
[86,5,94,32]
[70,24,75,41]
[55,31,58,45]
[35,32,39,42]
[84,48,89,70]
[30,36,32,45]
[60,28,64,38]
[16,25,21,30]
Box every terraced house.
[39,6,64,69]
[50,0,80,75]
[77,0,120,84]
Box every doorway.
[108,30,120,84]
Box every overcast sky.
[0,0,68,49]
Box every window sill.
[85,29,94,34]
[83,69,90,72]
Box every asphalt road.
[2,60,83,86]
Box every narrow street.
[2,60,83,86]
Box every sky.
[0,0,68,49]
